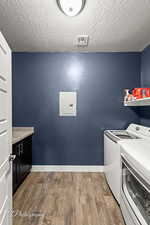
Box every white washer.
[120,140,150,225]
[104,123,150,204]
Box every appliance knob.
[136,126,140,131]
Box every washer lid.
[120,139,150,183]
[114,131,140,139]
[106,130,140,140]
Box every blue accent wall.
[140,45,150,126]
[12,53,141,165]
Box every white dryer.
[120,140,150,225]
[104,123,150,204]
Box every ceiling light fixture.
[57,0,86,17]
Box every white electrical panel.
[59,92,77,116]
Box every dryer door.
[122,158,150,225]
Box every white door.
[0,32,12,225]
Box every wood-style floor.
[13,172,125,225]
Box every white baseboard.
[31,165,104,172]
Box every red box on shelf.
[132,88,150,99]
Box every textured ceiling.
[0,0,150,52]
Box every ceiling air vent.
[76,35,89,47]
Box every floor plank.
[13,172,125,225]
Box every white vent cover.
[75,35,89,47]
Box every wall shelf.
[124,97,150,106]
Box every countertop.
[12,127,34,145]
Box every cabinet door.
[13,143,21,193]
[19,142,26,179]
[12,144,18,193]
[13,137,32,193]
[23,136,32,174]
[17,137,32,183]
[13,142,24,192]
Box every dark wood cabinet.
[13,136,32,194]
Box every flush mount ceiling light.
[57,0,86,17]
